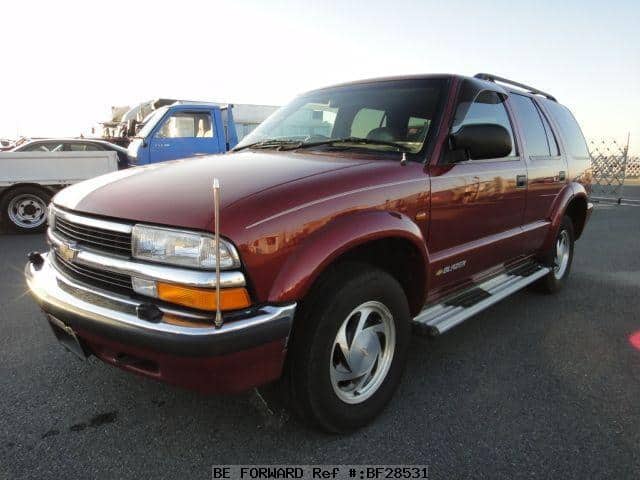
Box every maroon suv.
[26,73,593,431]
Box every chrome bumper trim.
[48,230,246,289]
[26,254,296,347]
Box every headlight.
[132,225,240,270]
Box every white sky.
[1,0,638,152]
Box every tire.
[286,262,411,432]
[535,215,575,293]
[0,186,51,233]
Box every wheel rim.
[7,194,47,229]
[553,229,570,280]
[329,300,396,404]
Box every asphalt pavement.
[1,192,639,479]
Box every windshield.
[136,107,169,138]
[235,78,446,155]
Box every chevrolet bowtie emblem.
[58,241,79,262]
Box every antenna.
[213,178,223,328]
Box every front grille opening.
[54,216,132,257]
[54,252,133,295]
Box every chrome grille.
[54,215,132,257]
[54,252,133,294]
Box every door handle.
[558,170,566,181]
[516,174,527,188]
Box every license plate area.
[47,315,88,360]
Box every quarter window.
[543,100,590,158]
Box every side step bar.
[413,264,550,336]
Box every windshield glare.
[236,79,445,154]
[136,107,169,138]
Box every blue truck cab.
[126,104,238,166]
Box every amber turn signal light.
[156,283,251,311]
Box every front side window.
[156,112,213,139]
[23,142,64,152]
[452,90,516,157]
[236,79,446,156]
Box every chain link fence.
[589,136,638,203]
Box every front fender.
[267,210,429,304]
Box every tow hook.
[136,303,163,323]
[28,251,44,270]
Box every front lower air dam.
[213,178,223,328]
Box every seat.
[366,127,397,142]
[196,118,212,138]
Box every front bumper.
[25,253,296,393]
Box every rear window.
[543,101,590,158]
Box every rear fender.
[267,210,429,305]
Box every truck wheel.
[1,186,51,233]
[536,215,575,293]
[287,263,410,432]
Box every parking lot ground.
[1,196,639,479]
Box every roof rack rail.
[474,73,557,102]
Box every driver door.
[428,90,527,296]
[149,110,220,163]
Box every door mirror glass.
[449,123,513,160]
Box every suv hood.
[54,151,371,230]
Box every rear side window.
[68,143,102,151]
[539,109,559,156]
[509,94,550,157]
[543,101,590,158]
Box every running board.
[413,264,550,336]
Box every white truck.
[0,151,118,233]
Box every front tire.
[287,263,410,432]
[536,215,575,293]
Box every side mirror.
[449,123,512,160]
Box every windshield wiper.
[232,139,303,152]
[294,136,412,153]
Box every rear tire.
[535,215,575,293]
[286,263,411,432]
[1,186,51,233]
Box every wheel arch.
[267,210,429,317]
[540,183,589,253]
[0,183,56,202]
[565,195,588,239]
